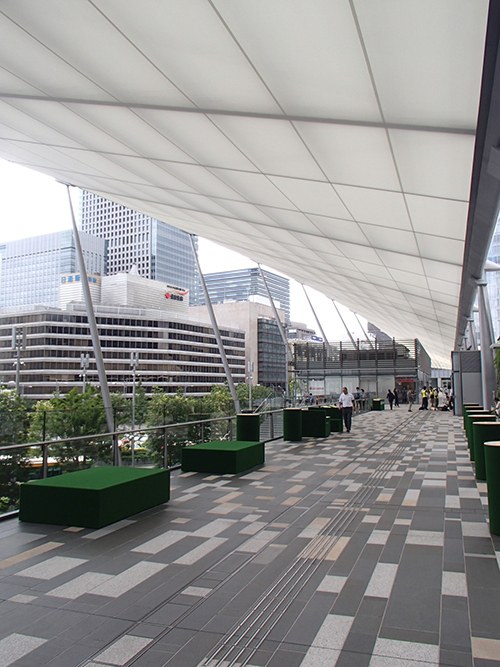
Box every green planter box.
[19,466,170,529]
[302,409,330,437]
[485,441,500,535]
[236,413,260,441]
[283,408,302,441]
[372,399,385,411]
[181,440,264,474]
[471,422,500,480]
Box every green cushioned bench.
[19,466,170,529]
[181,440,265,474]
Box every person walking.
[393,387,400,407]
[407,389,415,412]
[354,387,362,413]
[338,387,355,433]
[387,389,395,410]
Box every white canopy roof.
[0,1,494,367]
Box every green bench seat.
[19,466,170,529]
[181,440,264,474]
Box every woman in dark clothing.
[387,389,395,410]
[393,388,400,407]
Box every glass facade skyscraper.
[200,268,290,322]
[0,230,106,311]
[79,191,200,303]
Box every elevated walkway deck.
[1,409,499,667]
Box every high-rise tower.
[199,268,290,322]
[79,191,200,303]
[0,230,106,311]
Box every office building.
[79,191,201,303]
[0,231,106,312]
[0,306,245,400]
[191,300,287,387]
[199,268,290,322]
[0,270,244,399]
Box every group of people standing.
[418,386,453,411]
[386,385,453,412]
[386,387,416,411]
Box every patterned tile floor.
[1,409,500,667]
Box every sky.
[0,158,368,342]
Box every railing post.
[163,427,168,469]
[42,443,48,479]
[42,410,48,478]
[270,412,275,439]
[112,434,120,466]
[229,418,233,440]
[201,422,205,443]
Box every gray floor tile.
[0,412,496,667]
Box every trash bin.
[283,408,302,441]
[465,412,494,453]
[463,403,481,418]
[236,413,260,442]
[372,399,384,411]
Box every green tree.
[30,387,108,441]
[132,383,149,426]
[0,389,29,446]
[202,384,234,416]
[494,349,500,392]
[147,388,199,426]
[0,389,31,514]
[29,387,129,470]
[145,389,203,466]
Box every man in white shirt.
[338,387,355,433]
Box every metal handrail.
[0,410,287,458]
[0,414,238,453]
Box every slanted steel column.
[258,265,293,363]
[189,235,240,413]
[477,276,497,410]
[332,301,357,347]
[466,317,477,350]
[258,265,293,400]
[302,284,329,344]
[352,311,374,349]
[65,187,116,454]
